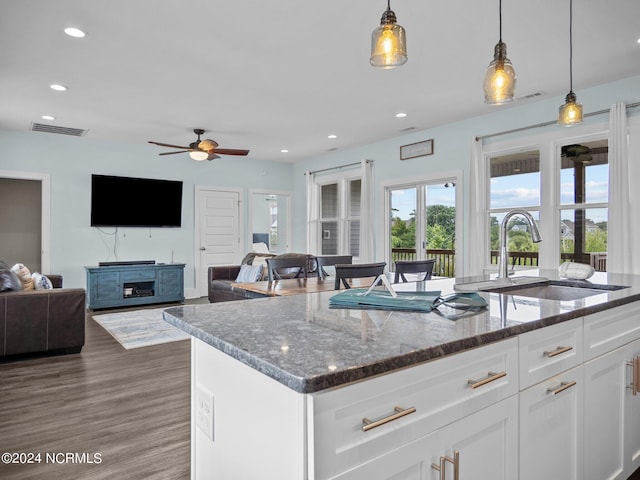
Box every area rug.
[92,308,189,350]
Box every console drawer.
[121,269,157,282]
[309,337,518,479]
[519,318,583,389]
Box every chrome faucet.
[497,209,542,280]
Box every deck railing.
[390,248,607,277]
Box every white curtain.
[607,102,633,274]
[305,171,319,255]
[359,159,375,263]
[467,136,488,276]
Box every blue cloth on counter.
[329,289,487,314]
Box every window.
[489,149,541,269]
[482,136,609,272]
[318,178,362,257]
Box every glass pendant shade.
[189,150,209,161]
[558,91,584,126]
[370,7,407,69]
[483,42,516,104]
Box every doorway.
[384,175,460,277]
[0,171,50,273]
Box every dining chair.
[334,262,386,289]
[265,257,308,281]
[393,259,436,283]
[316,255,353,279]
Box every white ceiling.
[1,0,639,163]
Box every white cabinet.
[310,338,518,479]
[333,396,518,480]
[584,338,640,480]
[519,366,583,480]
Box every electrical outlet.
[196,386,214,441]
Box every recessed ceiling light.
[637,37,640,44]
[395,112,407,118]
[281,149,289,153]
[327,134,337,139]
[50,84,68,91]
[41,115,56,121]
[64,27,86,38]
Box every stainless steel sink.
[455,277,629,301]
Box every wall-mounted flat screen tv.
[91,174,183,227]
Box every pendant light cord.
[569,0,573,92]
[499,0,503,42]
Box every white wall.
[2,75,640,290]
[292,75,640,275]
[0,130,293,289]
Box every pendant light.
[483,0,516,104]
[370,0,407,69]
[558,0,583,126]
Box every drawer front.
[121,269,157,282]
[519,318,583,390]
[584,302,640,361]
[309,337,518,478]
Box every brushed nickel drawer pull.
[467,371,506,389]
[547,381,577,395]
[362,405,416,432]
[543,345,573,358]
[628,356,640,396]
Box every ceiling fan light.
[558,91,584,126]
[483,42,516,104]
[370,4,407,69]
[189,150,209,161]
[198,139,218,151]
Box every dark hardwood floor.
[0,300,205,480]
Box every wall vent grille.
[30,123,88,136]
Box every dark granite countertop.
[163,269,640,394]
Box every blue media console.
[85,263,185,310]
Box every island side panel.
[191,337,307,479]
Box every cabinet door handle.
[628,356,640,396]
[361,405,416,432]
[467,371,506,389]
[431,450,459,480]
[431,456,446,480]
[543,345,573,358]
[547,381,577,395]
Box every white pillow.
[235,264,263,283]
[11,263,34,290]
[32,272,53,290]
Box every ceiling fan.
[148,128,250,161]
[561,144,592,164]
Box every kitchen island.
[164,269,640,479]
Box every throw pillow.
[0,261,22,292]
[32,272,53,290]
[11,263,34,290]
[235,264,263,283]
[251,255,271,280]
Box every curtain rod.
[304,159,373,176]
[475,101,640,142]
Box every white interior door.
[196,187,241,297]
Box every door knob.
[200,247,206,251]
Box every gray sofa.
[208,253,317,303]
[0,273,86,358]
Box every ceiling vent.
[399,126,416,132]
[517,92,544,101]
[30,123,88,137]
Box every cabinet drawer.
[584,302,640,361]
[309,337,518,479]
[519,318,583,389]
[121,269,157,282]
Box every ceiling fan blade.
[148,141,191,149]
[213,148,250,156]
[159,150,190,156]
